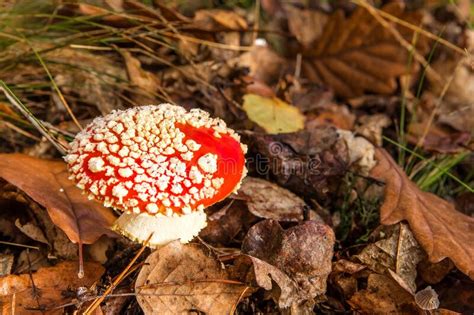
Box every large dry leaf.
[121,50,161,105]
[285,5,328,48]
[0,261,104,314]
[241,220,335,308]
[370,149,474,279]
[242,94,305,134]
[238,177,317,222]
[0,154,116,244]
[301,3,424,98]
[242,126,349,200]
[355,223,424,294]
[135,241,248,315]
[348,273,419,314]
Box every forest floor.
[0,0,473,314]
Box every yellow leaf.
[242,94,305,134]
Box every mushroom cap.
[65,104,247,245]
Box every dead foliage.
[0,0,472,314]
[0,154,116,244]
[370,149,474,279]
[300,3,427,98]
[135,241,248,315]
[0,261,104,314]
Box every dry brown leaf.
[285,5,328,48]
[0,261,104,314]
[242,126,350,201]
[429,57,474,135]
[238,45,286,84]
[370,149,474,279]
[241,220,335,308]
[199,200,257,246]
[121,50,161,104]
[238,177,320,222]
[135,241,248,315]
[193,9,248,31]
[0,254,13,276]
[0,154,117,244]
[301,3,424,98]
[355,223,424,294]
[15,219,50,246]
[237,255,299,308]
[348,273,419,314]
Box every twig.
[26,249,44,315]
[0,240,40,250]
[83,233,152,314]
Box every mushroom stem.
[111,211,208,248]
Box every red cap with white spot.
[65,104,247,247]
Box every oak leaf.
[0,261,104,314]
[135,241,248,315]
[0,154,117,244]
[301,3,424,98]
[370,149,474,279]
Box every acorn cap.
[65,104,247,247]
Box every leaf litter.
[0,0,473,314]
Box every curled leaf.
[0,154,116,244]
[370,149,474,279]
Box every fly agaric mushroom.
[65,104,247,247]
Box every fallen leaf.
[193,9,248,31]
[15,219,50,246]
[285,5,329,49]
[46,46,126,115]
[238,45,286,84]
[121,50,161,104]
[0,261,104,314]
[199,200,257,246]
[238,177,321,222]
[241,220,335,308]
[242,126,349,201]
[348,273,419,314]
[355,114,391,146]
[330,259,366,298]
[370,149,474,279]
[429,57,474,135]
[301,3,425,98]
[135,241,248,315]
[236,255,299,308]
[355,223,424,294]
[417,258,454,284]
[0,254,13,276]
[242,94,305,134]
[0,154,117,244]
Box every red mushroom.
[65,104,247,247]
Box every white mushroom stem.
[112,211,207,248]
